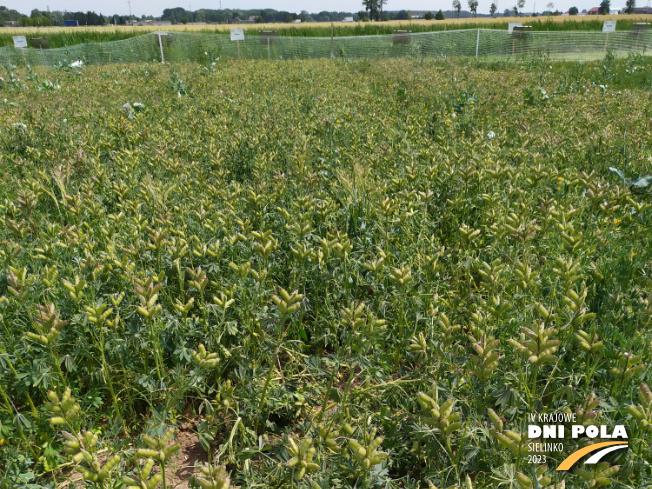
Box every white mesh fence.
[0,29,650,66]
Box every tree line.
[160,8,359,24]
[0,6,139,26]
[451,0,636,16]
[0,0,640,28]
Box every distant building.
[63,20,79,26]
[126,20,172,26]
[587,7,600,14]
[342,16,354,22]
[236,15,259,24]
[633,7,652,13]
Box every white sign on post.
[508,22,522,34]
[13,36,27,48]
[602,21,616,33]
[157,31,167,64]
[230,29,245,41]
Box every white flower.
[12,123,27,130]
[487,131,495,140]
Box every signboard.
[230,29,244,41]
[259,30,278,45]
[508,22,522,33]
[512,25,532,39]
[393,30,412,45]
[29,37,50,49]
[602,21,616,33]
[13,36,27,48]
[157,31,168,36]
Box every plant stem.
[160,460,167,489]
[0,384,13,414]
[98,327,127,434]
[316,361,339,423]
[148,319,163,382]
[50,348,66,385]
[256,315,288,434]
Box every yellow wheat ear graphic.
[556,442,628,471]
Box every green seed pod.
[626,406,643,420]
[136,449,158,459]
[83,472,99,482]
[147,474,162,489]
[488,409,503,431]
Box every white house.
[343,16,354,22]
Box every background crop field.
[1,15,652,48]
[0,54,651,489]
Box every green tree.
[362,0,380,21]
[516,0,526,15]
[453,0,462,17]
[599,0,610,13]
[490,3,498,15]
[468,0,479,16]
[435,9,446,19]
[424,11,434,19]
[378,0,387,20]
[625,0,635,13]
[569,6,579,14]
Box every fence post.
[267,37,270,60]
[330,22,334,59]
[158,32,165,64]
[475,29,480,59]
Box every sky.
[1,0,637,19]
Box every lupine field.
[0,54,651,489]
